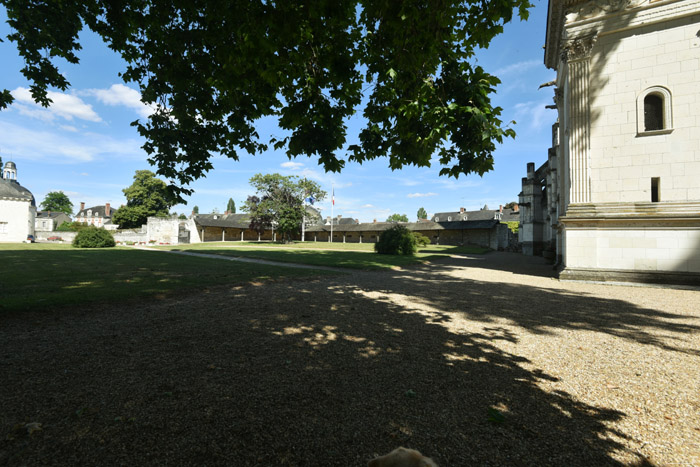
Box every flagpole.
[330,185,334,243]
[302,177,306,242]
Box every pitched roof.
[0,179,35,206]
[37,211,69,219]
[193,213,251,228]
[77,205,113,218]
[306,219,499,233]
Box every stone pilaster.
[563,34,596,204]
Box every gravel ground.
[1,252,698,466]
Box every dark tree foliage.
[227,198,236,214]
[416,207,428,220]
[375,225,418,255]
[386,213,409,223]
[243,174,325,242]
[0,0,531,202]
[40,191,74,215]
[112,170,175,228]
[72,226,116,248]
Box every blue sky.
[0,2,555,222]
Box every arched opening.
[644,93,664,131]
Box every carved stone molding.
[563,34,598,62]
[565,0,648,23]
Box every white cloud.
[513,99,555,131]
[494,60,541,77]
[280,161,304,169]
[11,87,101,122]
[0,120,146,163]
[407,192,438,198]
[60,125,79,132]
[85,84,156,118]
[361,204,375,208]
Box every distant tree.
[386,213,409,223]
[193,205,199,214]
[227,198,236,213]
[212,207,220,214]
[178,214,187,220]
[243,173,325,242]
[417,207,428,220]
[112,170,175,228]
[40,191,73,215]
[504,201,518,209]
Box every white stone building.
[0,160,36,242]
[521,0,700,284]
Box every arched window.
[637,86,672,135]
[644,94,663,131]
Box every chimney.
[373,219,377,223]
[460,207,465,213]
[225,210,229,215]
[499,205,503,213]
[191,210,196,217]
[355,219,359,224]
[105,203,111,216]
[513,204,519,213]
[80,202,85,212]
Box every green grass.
[0,243,336,313]
[160,241,490,270]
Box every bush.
[57,221,89,232]
[375,225,417,255]
[412,232,431,247]
[72,226,116,248]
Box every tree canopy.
[40,191,73,215]
[0,0,531,201]
[243,173,325,242]
[112,170,175,228]
[227,198,236,214]
[387,213,409,223]
[416,207,428,220]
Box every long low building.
[186,213,516,250]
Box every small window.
[447,216,452,221]
[637,86,672,135]
[651,178,660,203]
[644,94,664,131]
[434,217,439,222]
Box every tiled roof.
[306,219,499,232]
[77,205,113,218]
[193,213,251,228]
[0,179,35,205]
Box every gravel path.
[1,252,698,466]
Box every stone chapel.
[520,0,700,284]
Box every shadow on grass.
[2,254,696,465]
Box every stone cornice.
[559,202,700,227]
[544,0,699,69]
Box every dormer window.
[87,209,92,216]
[447,216,452,221]
[434,217,439,222]
[637,86,672,135]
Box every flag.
[304,196,315,205]
[332,188,335,206]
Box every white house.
[521,0,700,285]
[0,160,36,242]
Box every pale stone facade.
[0,161,36,242]
[521,0,700,284]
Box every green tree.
[504,201,518,209]
[417,207,427,220]
[112,170,175,228]
[193,206,199,215]
[40,191,73,215]
[227,198,236,214]
[375,225,417,256]
[243,173,325,242]
[386,213,409,223]
[0,1,530,201]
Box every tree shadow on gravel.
[1,255,697,466]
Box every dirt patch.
[1,253,698,466]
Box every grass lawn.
[160,241,490,270]
[0,243,336,313]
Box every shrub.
[503,221,519,234]
[57,221,90,232]
[412,232,431,247]
[72,226,116,248]
[375,225,417,255]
